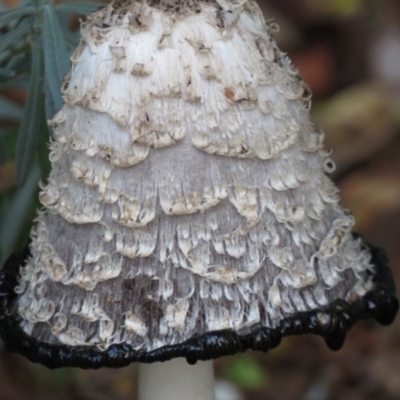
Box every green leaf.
[0,67,15,79]
[55,2,102,15]
[0,96,23,120]
[44,70,59,121]
[0,72,30,89]
[0,135,6,165]
[31,0,42,9]
[15,41,43,186]
[0,126,19,161]
[42,5,70,114]
[0,5,35,30]
[2,51,31,80]
[0,23,31,57]
[65,30,81,53]
[0,38,29,70]
[221,356,268,390]
[325,0,364,16]
[0,165,40,266]
[37,95,51,180]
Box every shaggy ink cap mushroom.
[0,0,398,368]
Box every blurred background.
[0,0,400,399]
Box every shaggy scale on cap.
[0,0,397,368]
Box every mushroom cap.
[0,0,397,368]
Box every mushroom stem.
[138,359,215,400]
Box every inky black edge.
[0,235,398,369]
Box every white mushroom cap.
[13,0,375,353]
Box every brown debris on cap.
[0,0,397,368]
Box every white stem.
[138,358,215,400]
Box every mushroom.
[0,0,398,399]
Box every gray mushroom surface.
[13,0,375,353]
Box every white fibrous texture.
[13,0,375,351]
